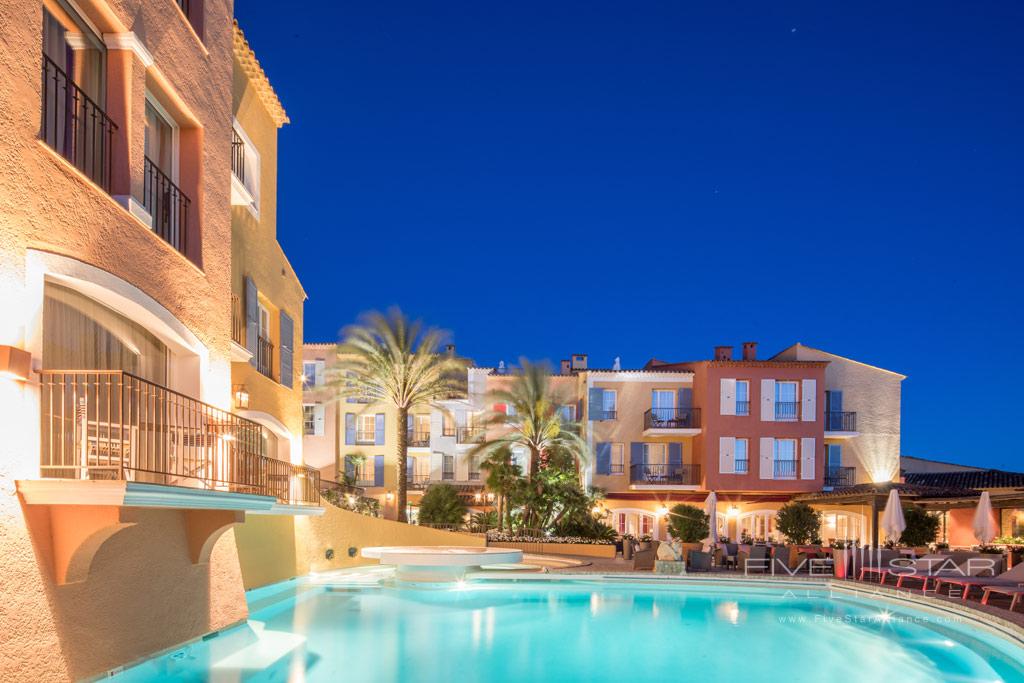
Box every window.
[735,380,750,415]
[145,98,177,180]
[442,413,455,437]
[558,405,576,422]
[642,443,667,465]
[258,303,271,339]
[1010,510,1024,537]
[775,381,798,420]
[734,438,749,474]
[303,405,316,436]
[354,457,374,485]
[442,455,455,480]
[602,390,617,419]
[820,511,864,544]
[302,361,320,388]
[739,511,779,542]
[774,438,798,479]
[231,123,260,214]
[356,414,376,443]
[610,443,625,475]
[651,390,675,420]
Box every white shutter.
[760,379,776,421]
[720,378,736,416]
[801,379,816,422]
[759,437,774,479]
[801,437,816,480]
[456,452,470,481]
[719,437,736,474]
[430,410,442,439]
[313,404,326,436]
[314,360,326,387]
[430,450,444,480]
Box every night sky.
[235,1,1023,470]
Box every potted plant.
[830,539,852,579]
[638,534,654,551]
[667,504,709,557]
[621,533,635,560]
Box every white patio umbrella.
[880,488,906,545]
[973,491,997,545]
[702,491,719,549]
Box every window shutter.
[801,438,816,480]
[406,456,413,483]
[759,437,774,479]
[314,360,325,386]
[314,404,326,436]
[344,455,355,479]
[719,436,736,474]
[595,442,611,475]
[344,413,355,445]
[373,455,384,486]
[678,388,692,409]
[279,311,294,388]
[760,379,775,422]
[630,443,644,469]
[456,452,470,480]
[668,443,682,467]
[720,379,736,416]
[589,388,604,420]
[245,276,258,365]
[801,379,816,422]
[407,413,414,432]
[577,398,583,422]
[374,413,385,445]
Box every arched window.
[819,510,866,544]
[738,510,780,542]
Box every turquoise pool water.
[113,578,1024,682]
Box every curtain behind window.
[43,282,168,384]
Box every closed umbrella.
[973,491,997,545]
[880,489,906,545]
[702,491,719,549]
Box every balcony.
[630,462,701,486]
[456,426,485,444]
[231,129,245,184]
[41,54,117,192]
[735,459,749,474]
[825,466,856,488]
[774,459,798,480]
[256,335,274,379]
[735,400,751,416]
[407,429,430,448]
[37,370,320,506]
[142,156,190,255]
[642,407,701,435]
[824,411,858,436]
[774,401,799,421]
[407,473,431,490]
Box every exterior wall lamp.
[233,384,250,409]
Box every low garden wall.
[488,541,617,558]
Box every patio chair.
[933,558,1020,602]
[741,545,770,573]
[687,550,712,572]
[720,543,739,570]
[633,541,661,571]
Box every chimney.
[498,360,506,374]
[570,353,588,371]
[560,359,571,375]
[612,356,621,371]
[742,342,757,361]
[445,344,456,357]
[714,345,733,361]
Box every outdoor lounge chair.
[890,552,992,591]
[857,549,903,582]
[981,583,1024,611]
[932,559,1022,601]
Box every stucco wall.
[234,504,486,589]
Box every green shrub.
[417,483,467,525]
[899,506,940,547]
[776,502,822,545]
[667,504,709,543]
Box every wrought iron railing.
[231,128,245,183]
[457,426,485,444]
[41,54,117,192]
[774,401,799,421]
[441,424,456,437]
[735,458,749,474]
[256,335,274,379]
[231,294,245,346]
[609,462,624,475]
[774,459,798,479]
[629,462,701,485]
[735,400,751,416]
[355,430,376,445]
[38,370,319,504]
[825,466,855,487]
[643,407,701,430]
[407,429,430,447]
[824,411,857,432]
[406,473,431,490]
[142,156,190,254]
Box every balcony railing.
[735,400,751,416]
[735,459,749,474]
[468,470,481,481]
[774,459,798,479]
[231,129,245,183]
[231,294,245,346]
[441,424,456,437]
[774,401,799,421]
[610,462,624,475]
[824,411,857,432]
[355,430,376,445]
[457,426,485,444]
[142,156,190,254]
[643,407,701,430]
[406,473,431,490]
[591,410,617,421]
[41,54,118,192]
[629,462,701,486]
[38,370,319,505]
[407,429,430,448]
[256,335,274,379]
[825,466,855,487]
[442,469,455,481]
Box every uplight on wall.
[385,491,395,503]
[0,345,31,381]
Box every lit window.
[610,443,624,475]
[303,404,316,435]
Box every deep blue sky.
[236,1,1023,470]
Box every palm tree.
[334,308,466,522]
[479,446,522,532]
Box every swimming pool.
[111,575,1024,682]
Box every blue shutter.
[245,276,258,365]
[588,388,604,420]
[406,456,413,482]
[344,413,355,445]
[576,398,583,422]
[678,388,693,409]
[826,444,842,469]
[630,443,644,465]
[374,455,384,486]
[344,455,355,479]
[595,442,611,475]
[375,413,385,445]
[279,311,293,388]
[668,442,682,467]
